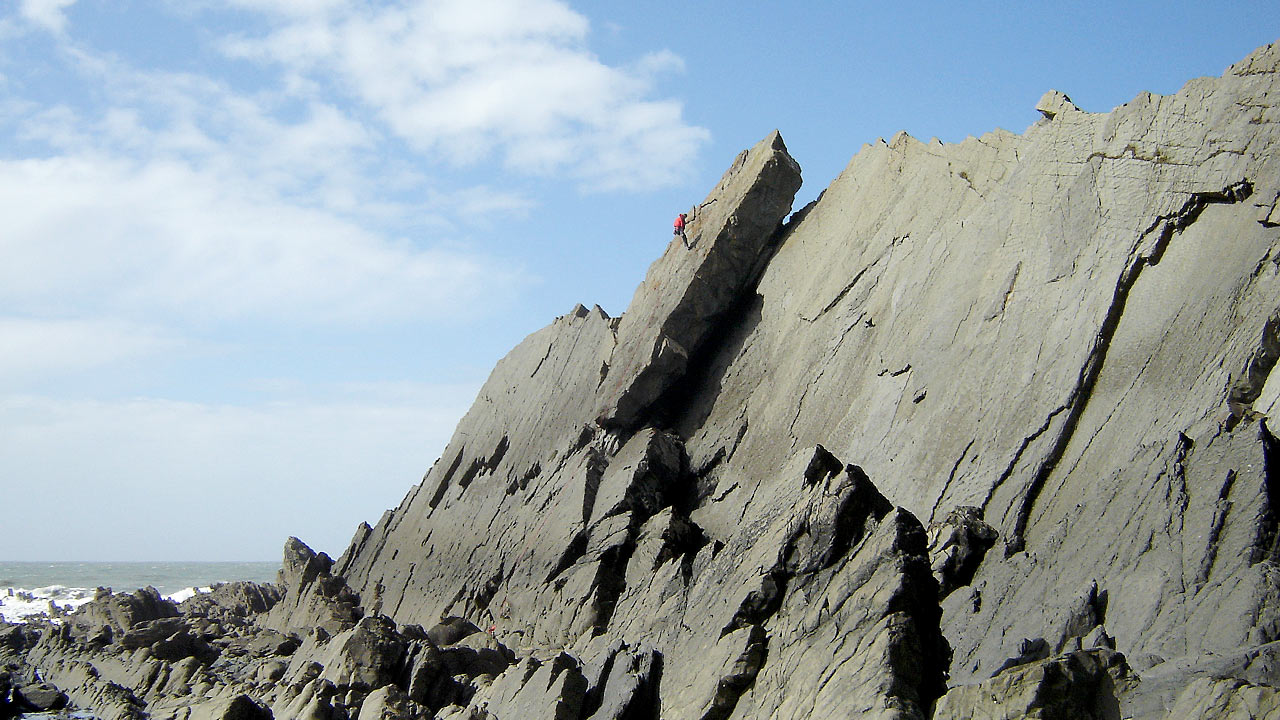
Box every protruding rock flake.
[7,41,1280,720]
[595,130,803,431]
[1035,89,1081,120]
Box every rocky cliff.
[6,41,1280,720]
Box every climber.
[673,213,689,248]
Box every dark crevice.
[885,512,951,710]
[1198,470,1236,582]
[506,462,541,496]
[428,447,467,509]
[1227,313,1280,429]
[634,652,665,720]
[802,231,898,324]
[546,530,589,584]
[589,528,640,635]
[389,563,417,619]
[700,625,767,720]
[1005,180,1253,555]
[651,215,797,437]
[569,425,596,456]
[720,462,892,638]
[471,564,505,616]
[581,448,609,525]
[485,436,509,472]
[579,647,620,719]
[878,364,913,377]
[980,405,1068,515]
[529,340,554,378]
[803,262,878,323]
[1255,419,1280,563]
[930,440,976,523]
[802,445,845,486]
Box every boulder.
[934,649,1133,720]
[355,685,413,720]
[69,586,179,642]
[183,694,273,720]
[426,617,479,647]
[263,537,362,636]
[120,617,191,649]
[316,615,407,689]
[180,582,282,621]
[13,682,68,711]
[927,505,998,598]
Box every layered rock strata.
[6,40,1280,720]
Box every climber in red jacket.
[673,213,689,248]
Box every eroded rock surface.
[8,42,1280,720]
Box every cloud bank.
[0,0,707,559]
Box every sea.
[0,561,279,624]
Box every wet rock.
[0,672,12,720]
[120,618,192,650]
[180,582,282,622]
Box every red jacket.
[674,215,686,230]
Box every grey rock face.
[67,586,179,644]
[927,506,998,599]
[9,42,1280,720]
[179,582,282,622]
[265,537,362,636]
[596,130,803,431]
[329,44,1280,716]
[934,649,1133,719]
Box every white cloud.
[223,0,709,190]
[0,152,520,324]
[0,384,479,560]
[0,318,178,382]
[19,0,75,33]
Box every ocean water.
[0,561,278,623]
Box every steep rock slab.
[593,446,947,720]
[669,41,1280,686]
[335,304,619,625]
[256,42,1280,718]
[332,133,802,637]
[596,130,802,431]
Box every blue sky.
[1,1,1276,561]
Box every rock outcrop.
[8,40,1280,720]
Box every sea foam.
[0,585,210,624]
